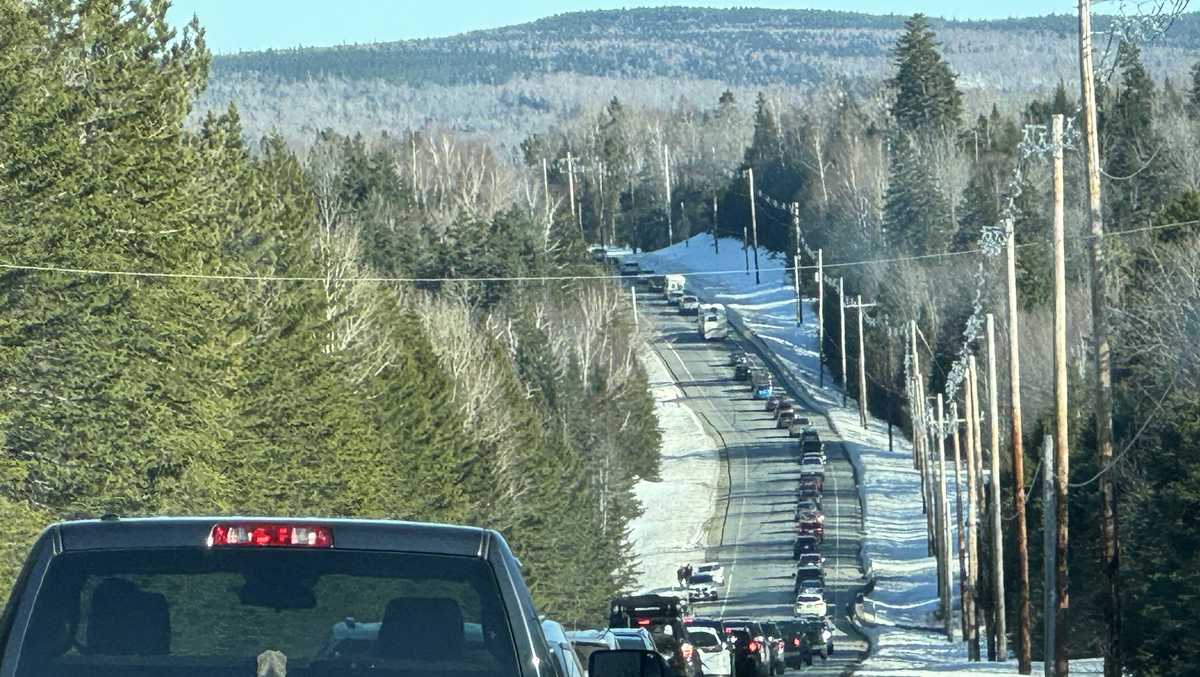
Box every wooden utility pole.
[918,377,934,553]
[937,394,953,640]
[664,145,673,245]
[910,322,922,472]
[567,152,580,240]
[748,169,761,284]
[1006,211,1033,674]
[910,322,932,545]
[848,297,876,427]
[1051,112,1070,677]
[713,196,720,254]
[818,250,825,386]
[952,401,971,643]
[839,279,848,406]
[631,286,639,330]
[1043,434,1057,677]
[792,203,804,324]
[966,356,982,661]
[986,314,1007,660]
[1078,6,1120,675]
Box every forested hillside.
[196,7,1200,147]
[0,0,659,627]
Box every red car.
[797,519,824,543]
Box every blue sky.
[167,1,1066,54]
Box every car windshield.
[615,636,645,649]
[14,548,518,677]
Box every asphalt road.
[646,294,869,676]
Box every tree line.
[0,0,660,628]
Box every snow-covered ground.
[628,346,721,595]
[637,234,1097,675]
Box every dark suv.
[0,517,584,677]
[609,595,702,677]
[720,619,769,677]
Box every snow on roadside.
[628,345,721,595]
[636,234,1098,674]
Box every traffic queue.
[541,251,839,676]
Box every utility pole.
[743,224,750,274]
[818,250,825,386]
[966,355,982,661]
[847,297,876,427]
[1006,212,1032,674]
[952,401,971,644]
[713,195,720,255]
[542,158,551,222]
[917,376,934,554]
[839,278,847,406]
[1078,6,1120,674]
[567,152,580,241]
[681,201,687,247]
[910,322,932,546]
[664,145,673,246]
[937,394,953,640]
[1051,112,1070,677]
[1043,434,1057,677]
[792,203,804,323]
[910,322,922,472]
[986,314,1007,660]
[747,169,761,285]
[631,286,639,330]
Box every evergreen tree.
[883,137,954,254]
[887,14,963,137]
[1105,41,1171,227]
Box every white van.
[698,304,729,340]
[665,274,686,295]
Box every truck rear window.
[13,548,519,677]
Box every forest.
[503,12,1200,673]
[0,0,660,628]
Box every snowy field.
[628,345,721,595]
[637,235,1096,674]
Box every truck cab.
[0,517,657,677]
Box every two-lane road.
[646,294,869,675]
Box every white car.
[685,621,734,677]
[679,295,701,314]
[687,573,719,601]
[794,593,827,619]
[695,562,726,586]
[800,456,825,475]
[667,289,685,305]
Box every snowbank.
[628,346,721,594]
[638,234,1092,673]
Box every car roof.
[50,516,491,557]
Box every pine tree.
[883,137,954,254]
[887,14,963,137]
[1105,41,1171,227]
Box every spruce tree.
[887,14,963,137]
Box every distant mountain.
[197,7,1200,148]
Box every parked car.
[720,620,770,677]
[793,593,827,619]
[545,620,588,677]
[609,595,703,677]
[765,393,784,411]
[687,573,720,601]
[793,534,820,558]
[679,294,701,315]
[695,561,726,586]
[762,621,787,675]
[0,517,579,677]
[610,627,658,651]
[667,289,685,305]
[685,618,735,677]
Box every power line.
[4,217,1198,285]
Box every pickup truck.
[0,517,668,677]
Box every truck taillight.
[208,523,333,548]
[793,638,801,647]
[748,640,759,653]
[681,642,694,660]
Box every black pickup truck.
[0,517,670,677]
